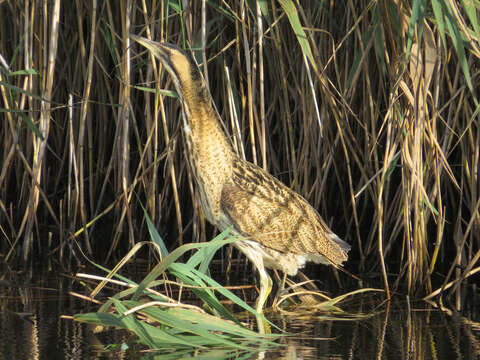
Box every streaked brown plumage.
[132,36,350,314]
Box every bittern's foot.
[272,272,298,309]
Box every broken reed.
[0,1,478,301]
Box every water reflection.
[258,296,480,360]
[0,270,123,360]
[0,271,479,359]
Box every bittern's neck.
[179,76,232,155]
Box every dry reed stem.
[21,0,60,260]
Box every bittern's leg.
[279,272,287,293]
[272,269,287,293]
[254,265,272,334]
[256,266,273,314]
[272,271,287,307]
[235,242,273,313]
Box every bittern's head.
[131,35,205,101]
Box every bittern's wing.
[220,158,349,266]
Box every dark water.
[1,270,479,360]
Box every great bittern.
[132,36,350,314]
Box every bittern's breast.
[183,108,234,226]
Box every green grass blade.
[0,108,44,140]
[7,69,40,76]
[133,84,177,98]
[406,0,426,58]
[144,210,169,258]
[443,2,474,92]
[277,0,317,72]
[113,298,157,349]
[186,226,235,272]
[168,307,278,342]
[125,301,257,351]
[132,239,237,301]
[74,312,125,328]
[463,0,480,43]
[0,79,49,102]
[431,0,447,53]
[169,262,239,323]
[186,267,281,331]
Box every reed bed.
[0,1,479,304]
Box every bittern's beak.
[130,35,193,91]
[130,34,171,63]
[131,35,203,113]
